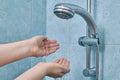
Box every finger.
[44,40,59,49]
[44,44,57,55]
[45,40,59,46]
[61,59,66,65]
[64,60,70,67]
[47,47,59,54]
[47,43,59,48]
[49,46,59,51]
[48,40,57,43]
[44,40,57,45]
[61,59,70,68]
[54,59,60,63]
[58,58,64,64]
[55,58,66,63]
[61,59,70,73]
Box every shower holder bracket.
[78,35,99,47]
[83,67,96,77]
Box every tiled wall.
[46,0,120,80]
[101,0,120,80]
[0,0,46,80]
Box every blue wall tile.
[0,0,34,43]
[103,0,120,44]
[0,0,46,80]
[102,45,120,80]
[31,0,46,36]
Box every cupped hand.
[46,58,70,78]
[29,36,59,57]
[15,58,70,80]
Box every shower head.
[54,3,97,36]
[54,5,74,19]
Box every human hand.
[29,36,59,57]
[45,58,70,78]
[15,58,70,80]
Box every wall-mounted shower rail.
[53,2,99,80]
[86,0,91,70]
[85,0,99,80]
[87,0,91,13]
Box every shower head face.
[54,5,74,19]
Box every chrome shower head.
[54,5,74,19]
[54,3,97,36]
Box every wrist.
[22,39,34,57]
[36,62,48,76]
[26,38,37,57]
[27,37,40,57]
[44,63,55,76]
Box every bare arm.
[15,62,47,80]
[0,36,59,66]
[0,40,31,66]
[15,58,70,80]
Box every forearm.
[15,59,70,80]
[15,63,47,80]
[0,39,32,66]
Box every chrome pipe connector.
[78,36,99,47]
[83,67,96,77]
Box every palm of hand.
[30,36,59,57]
